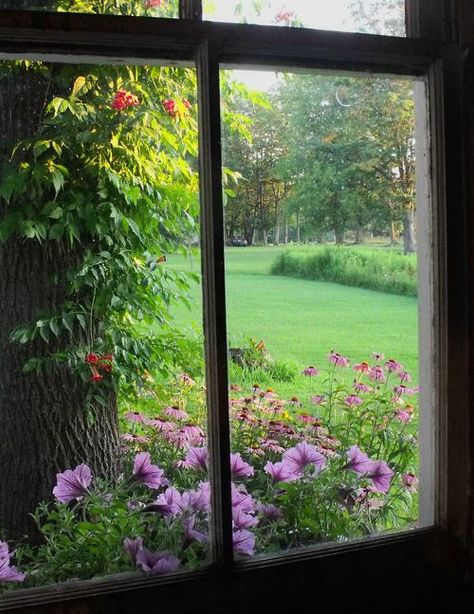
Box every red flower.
[145,0,163,7]
[163,99,177,117]
[85,353,99,364]
[111,89,140,111]
[90,366,103,382]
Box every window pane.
[0,0,179,18]
[221,68,428,559]
[204,1,406,36]
[0,59,209,595]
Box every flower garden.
[1,350,418,589]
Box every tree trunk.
[274,202,281,246]
[296,210,301,243]
[389,220,399,245]
[284,219,289,244]
[403,207,416,254]
[0,63,120,541]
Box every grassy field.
[165,245,419,383]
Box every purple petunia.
[232,506,259,530]
[344,445,373,474]
[232,529,255,556]
[367,460,394,493]
[132,452,166,489]
[282,442,326,476]
[136,547,180,575]
[123,537,144,564]
[0,541,25,583]
[182,515,207,546]
[182,446,208,472]
[230,453,254,478]
[53,464,92,504]
[256,502,282,521]
[182,481,211,513]
[143,487,183,517]
[264,460,299,483]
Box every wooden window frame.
[0,2,470,611]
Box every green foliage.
[271,246,417,297]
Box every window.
[0,1,470,611]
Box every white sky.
[204,1,360,91]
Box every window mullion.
[179,0,202,20]
[196,40,234,569]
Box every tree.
[0,0,200,540]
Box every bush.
[271,246,417,297]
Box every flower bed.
[2,352,418,590]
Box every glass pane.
[204,1,406,36]
[0,59,208,595]
[220,68,426,559]
[0,0,179,18]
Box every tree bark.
[0,63,120,541]
[403,207,417,254]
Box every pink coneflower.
[328,351,350,367]
[164,405,189,420]
[125,411,146,424]
[353,361,370,373]
[385,358,403,372]
[394,409,412,423]
[393,384,415,396]
[122,433,150,445]
[402,472,418,493]
[178,373,195,386]
[259,439,285,454]
[344,395,363,407]
[230,383,241,392]
[146,416,174,432]
[302,365,319,377]
[372,352,384,361]
[353,381,372,393]
[369,365,386,382]
[398,371,412,382]
[311,395,327,405]
[286,396,301,406]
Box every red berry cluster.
[85,353,113,382]
[111,90,140,111]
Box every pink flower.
[385,358,403,372]
[274,9,296,25]
[136,548,180,575]
[394,409,411,423]
[125,411,146,424]
[344,395,363,407]
[398,371,412,382]
[264,461,298,483]
[353,381,372,393]
[311,395,326,405]
[302,365,319,377]
[232,529,255,556]
[402,473,418,493]
[111,89,139,111]
[182,447,208,472]
[164,405,189,420]
[372,352,384,361]
[393,384,415,395]
[328,351,349,367]
[353,361,370,373]
[369,365,386,382]
[145,0,163,8]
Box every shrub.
[271,246,417,297]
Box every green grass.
[165,245,419,383]
[271,245,417,297]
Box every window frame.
[0,3,469,611]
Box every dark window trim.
[0,6,469,612]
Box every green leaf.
[76,313,87,330]
[72,76,86,97]
[49,207,63,219]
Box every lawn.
[165,245,419,381]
